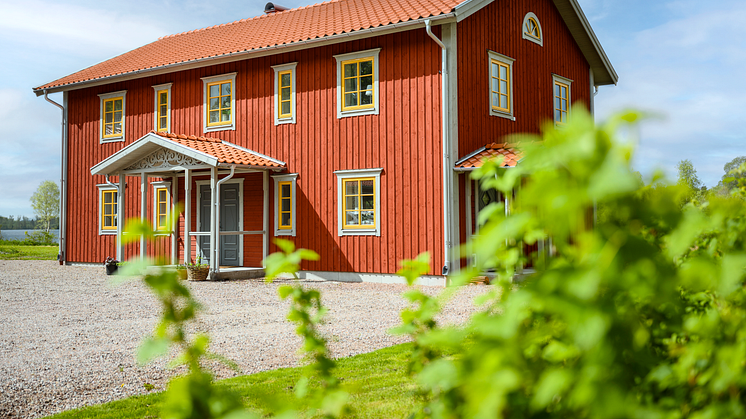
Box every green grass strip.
[48,343,418,418]
[0,245,57,260]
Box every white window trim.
[552,74,573,126]
[488,51,515,121]
[152,83,172,133]
[195,178,244,266]
[334,168,383,236]
[97,184,118,235]
[272,173,298,236]
[522,12,544,46]
[98,90,127,143]
[201,72,237,133]
[333,48,381,119]
[151,181,172,234]
[272,63,297,126]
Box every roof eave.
[33,12,457,96]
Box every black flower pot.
[105,263,118,275]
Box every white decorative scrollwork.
[124,149,203,171]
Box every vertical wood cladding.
[65,28,445,275]
[456,0,591,158]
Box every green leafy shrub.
[395,108,746,418]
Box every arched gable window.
[522,12,543,46]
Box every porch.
[90,131,287,280]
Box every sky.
[0,0,744,217]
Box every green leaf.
[137,337,170,365]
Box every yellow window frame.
[101,190,118,231]
[278,181,293,230]
[524,17,541,40]
[206,79,233,127]
[490,59,511,113]
[155,187,169,231]
[156,89,169,132]
[278,70,293,119]
[342,177,376,229]
[554,80,569,124]
[102,97,124,139]
[341,57,375,112]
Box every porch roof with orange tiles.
[454,143,522,171]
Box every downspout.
[213,164,235,275]
[44,90,67,265]
[425,20,452,276]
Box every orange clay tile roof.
[34,0,460,91]
[454,143,522,169]
[153,131,286,168]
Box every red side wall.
[456,0,591,157]
[65,28,445,274]
[456,0,592,262]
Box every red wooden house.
[34,0,616,284]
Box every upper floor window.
[272,62,297,125]
[273,173,298,236]
[522,12,543,46]
[552,74,572,125]
[201,72,237,133]
[488,51,515,121]
[334,168,382,236]
[334,49,381,118]
[98,185,118,235]
[152,181,171,232]
[98,90,127,143]
[152,83,172,133]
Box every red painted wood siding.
[64,28,445,274]
[456,0,591,157]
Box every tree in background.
[713,156,746,196]
[676,159,706,203]
[29,181,60,233]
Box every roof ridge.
[157,0,343,41]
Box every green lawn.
[0,244,57,260]
[48,343,418,418]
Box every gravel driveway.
[0,260,487,418]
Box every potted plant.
[175,264,187,280]
[104,257,119,275]
[186,256,209,281]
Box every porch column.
[171,175,178,265]
[209,166,218,274]
[262,171,269,268]
[141,172,147,261]
[117,174,125,261]
[184,169,191,264]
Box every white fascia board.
[90,132,219,175]
[454,146,487,166]
[221,141,287,166]
[33,13,456,96]
[454,0,494,22]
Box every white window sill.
[99,230,117,236]
[275,117,295,126]
[340,228,378,236]
[101,136,125,143]
[275,229,295,236]
[204,123,235,133]
[489,110,516,121]
[338,107,378,119]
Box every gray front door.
[198,183,240,266]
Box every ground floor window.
[151,181,171,232]
[334,168,382,236]
[98,185,118,235]
[272,173,297,236]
